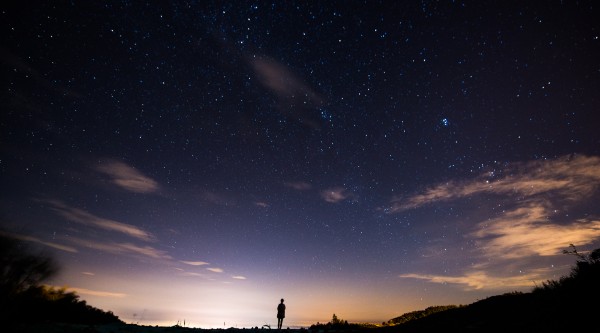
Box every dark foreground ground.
[8,324,318,333]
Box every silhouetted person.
[277,298,286,329]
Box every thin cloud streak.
[471,204,600,259]
[95,160,160,193]
[181,260,209,266]
[180,272,205,277]
[399,269,546,290]
[284,181,312,191]
[119,243,171,259]
[388,155,600,212]
[321,187,352,203]
[69,237,171,260]
[65,287,127,298]
[46,200,154,242]
[44,234,246,282]
[206,267,224,273]
[1,231,78,253]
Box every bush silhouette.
[380,245,600,333]
[0,234,122,325]
[533,244,600,295]
[0,234,58,298]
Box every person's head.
[281,298,284,303]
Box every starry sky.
[2,0,600,329]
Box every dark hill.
[380,246,600,333]
[304,247,600,333]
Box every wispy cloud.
[321,187,352,203]
[64,287,127,298]
[118,243,170,259]
[386,155,600,260]
[0,231,78,253]
[388,155,600,213]
[95,160,160,193]
[250,56,324,129]
[179,262,247,281]
[181,260,209,266]
[470,203,600,259]
[69,237,171,260]
[399,268,549,290]
[46,200,154,241]
[285,181,312,191]
[180,272,205,277]
[391,155,600,291]
[207,267,224,273]
[255,201,269,208]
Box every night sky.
[2,0,600,328]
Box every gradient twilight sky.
[2,0,600,329]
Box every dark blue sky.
[2,1,600,328]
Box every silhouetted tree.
[0,233,122,325]
[331,313,341,325]
[533,244,600,295]
[0,235,58,296]
[0,234,58,300]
